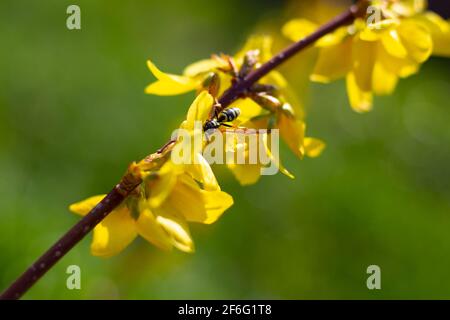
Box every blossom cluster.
[70,0,449,257]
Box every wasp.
[203,107,241,132]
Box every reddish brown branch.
[0,3,362,300]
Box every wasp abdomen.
[203,119,221,131]
[218,108,241,123]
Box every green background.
[1,0,449,299]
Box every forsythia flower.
[145,36,325,185]
[283,0,450,112]
[70,94,233,257]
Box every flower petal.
[381,30,408,59]
[156,215,194,253]
[311,37,352,83]
[304,137,326,158]
[377,42,419,77]
[391,0,426,17]
[397,20,433,63]
[136,206,173,251]
[184,91,214,130]
[279,115,305,158]
[91,206,137,257]
[200,190,234,224]
[184,153,219,191]
[183,59,221,77]
[69,195,106,216]
[227,163,262,185]
[418,12,450,57]
[145,59,198,95]
[233,98,264,125]
[148,161,178,208]
[352,37,376,92]
[346,72,373,112]
[283,19,344,47]
[282,19,318,42]
[261,132,295,179]
[372,59,399,95]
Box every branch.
[0,3,363,300]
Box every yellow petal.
[279,115,305,158]
[69,195,106,216]
[148,161,178,208]
[368,19,400,33]
[233,98,264,125]
[372,59,399,95]
[261,132,294,179]
[200,190,234,224]
[282,19,344,47]
[164,172,233,224]
[397,20,433,63]
[184,153,219,191]
[377,42,419,77]
[304,137,326,158]
[136,205,173,251]
[183,59,220,77]
[91,206,137,257]
[161,173,205,213]
[418,12,450,57]
[359,27,380,42]
[391,0,426,17]
[145,59,198,95]
[282,19,318,42]
[156,215,194,253]
[184,91,214,130]
[381,30,408,58]
[311,37,352,83]
[352,37,376,92]
[166,174,205,217]
[346,72,373,112]
[262,70,288,88]
[227,163,262,185]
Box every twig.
[0,3,363,300]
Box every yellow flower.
[223,99,325,185]
[231,37,325,164]
[70,94,234,257]
[228,38,325,184]
[283,0,450,112]
[146,36,325,185]
[145,57,226,96]
[70,159,233,257]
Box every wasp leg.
[207,99,222,121]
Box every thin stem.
[0,3,362,300]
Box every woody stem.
[0,3,362,300]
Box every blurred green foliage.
[0,0,449,299]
